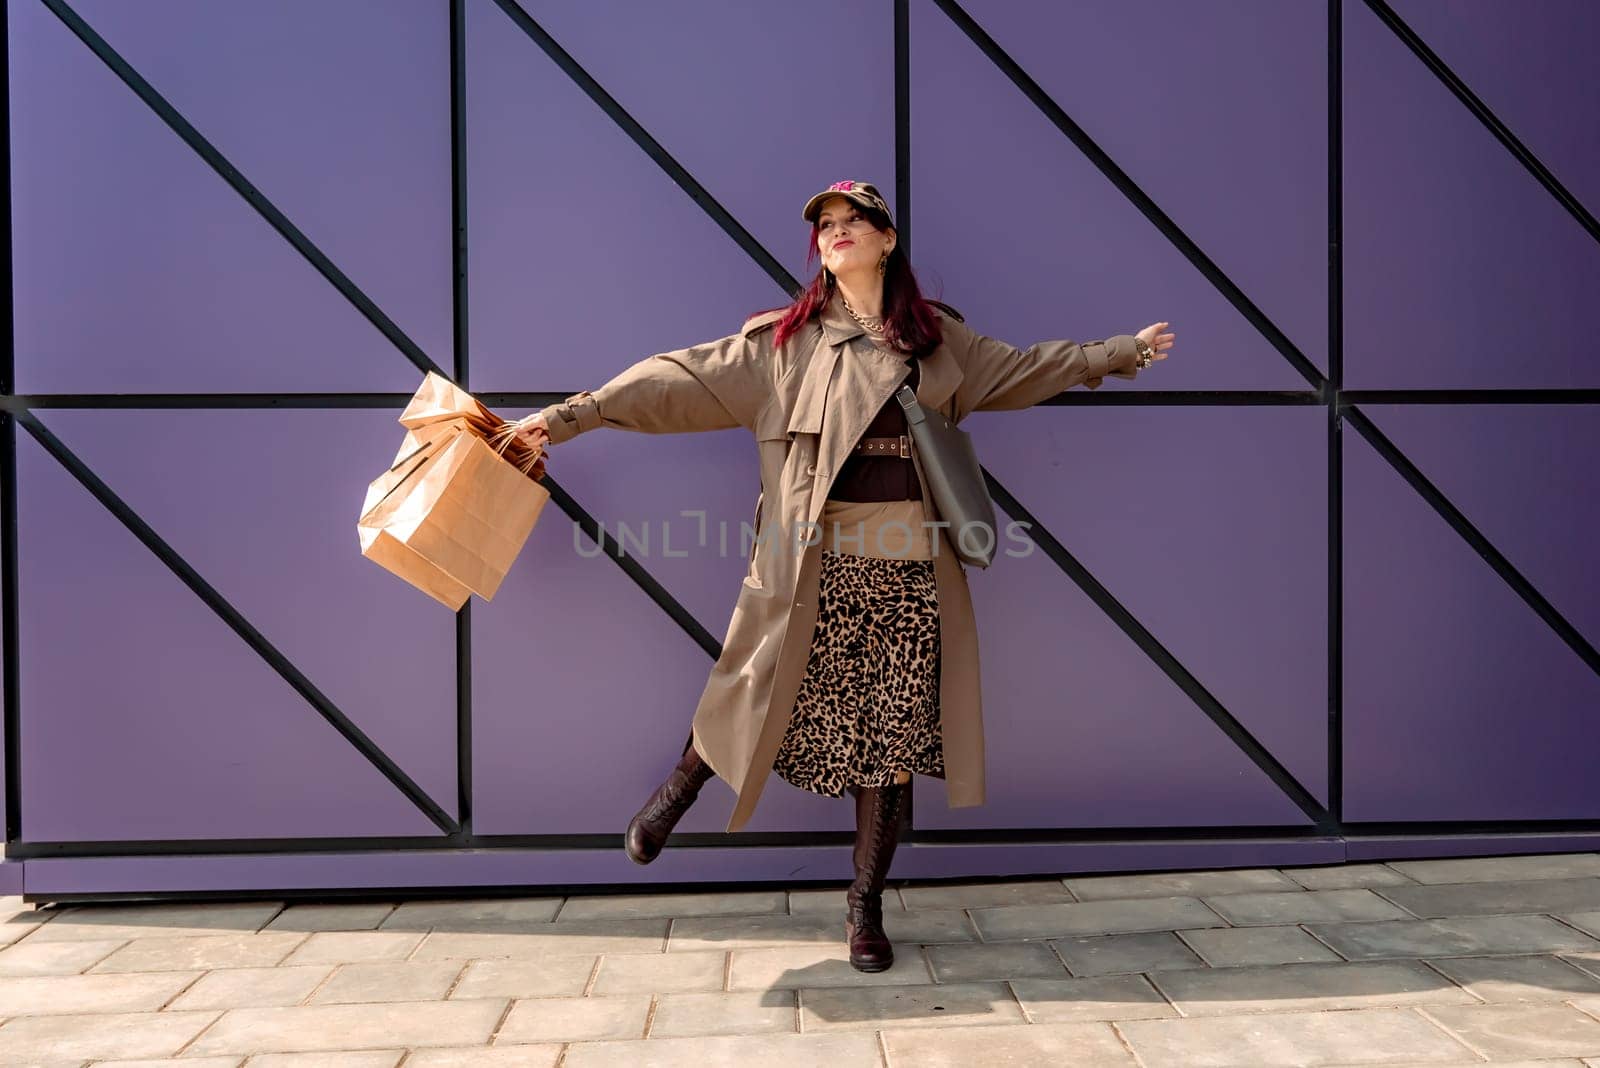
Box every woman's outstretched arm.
[534,330,770,445]
[945,315,1143,419]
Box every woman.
[510,179,1176,971]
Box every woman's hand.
[1136,322,1176,362]
[507,412,550,450]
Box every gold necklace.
[839,293,884,334]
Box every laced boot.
[844,779,909,972]
[624,735,715,865]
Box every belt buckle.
[897,434,910,458]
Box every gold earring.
[877,249,889,274]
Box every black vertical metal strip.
[1363,0,1599,245]
[1,0,19,846]
[1327,0,1344,824]
[1343,405,1600,678]
[15,411,460,835]
[485,0,799,297]
[985,472,1335,830]
[449,0,473,835]
[930,0,1327,392]
[38,0,447,380]
[894,0,911,266]
[538,474,721,661]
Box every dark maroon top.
[827,357,923,503]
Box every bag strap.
[894,384,927,427]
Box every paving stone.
[0,1008,221,1060]
[188,999,506,1055]
[799,981,1023,1031]
[167,965,331,1010]
[898,880,1074,911]
[89,931,308,972]
[0,969,201,1016]
[403,1047,563,1068]
[1425,1001,1600,1059]
[1282,864,1419,891]
[0,937,124,976]
[728,944,933,989]
[380,897,563,931]
[1307,915,1600,961]
[403,1047,563,1067]
[884,909,980,945]
[450,956,596,999]
[1009,973,1176,1023]
[1064,868,1299,901]
[649,990,797,1038]
[308,960,465,1004]
[557,891,786,922]
[1177,925,1344,967]
[1564,951,1600,981]
[971,897,1225,941]
[246,1053,404,1068]
[1422,954,1600,1002]
[24,902,284,943]
[92,1058,244,1068]
[668,914,837,953]
[591,950,726,995]
[1118,1006,1475,1067]
[881,1021,1137,1066]
[924,940,1067,983]
[1204,888,1414,926]
[494,994,651,1043]
[1563,912,1600,940]
[280,931,424,966]
[1146,959,1475,1016]
[1051,930,1207,977]
[415,922,668,960]
[787,888,905,915]
[262,903,397,932]
[1388,853,1600,884]
[1379,877,1600,919]
[0,901,58,947]
[559,1032,883,1068]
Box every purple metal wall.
[4,0,1597,899]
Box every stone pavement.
[5,854,1600,1065]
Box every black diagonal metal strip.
[985,469,1334,829]
[1343,405,1600,679]
[40,0,447,380]
[486,0,799,297]
[17,411,460,835]
[931,0,1327,393]
[539,474,722,660]
[1363,0,1599,246]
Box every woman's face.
[815,196,895,275]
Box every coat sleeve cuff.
[539,390,602,444]
[1083,334,1141,390]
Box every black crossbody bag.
[894,385,998,569]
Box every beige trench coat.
[539,295,1142,832]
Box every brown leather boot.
[624,736,715,865]
[845,779,909,972]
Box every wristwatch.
[1133,336,1154,369]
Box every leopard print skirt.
[771,548,946,798]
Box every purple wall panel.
[959,0,1329,376]
[910,0,1307,393]
[471,505,851,836]
[41,409,460,813]
[1390,0,1600,217]
[1364,404,1600,651]
[518,0,896,286]
[17,433,441,841]
[70,0,454,372]
[7,0,423,396]
[918,534,1311,831]
[465,0,785,392]
[1343,0,1600,389]
[1342,426,1600,822]
[971,405,1328,804]
[536,428,757,640]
